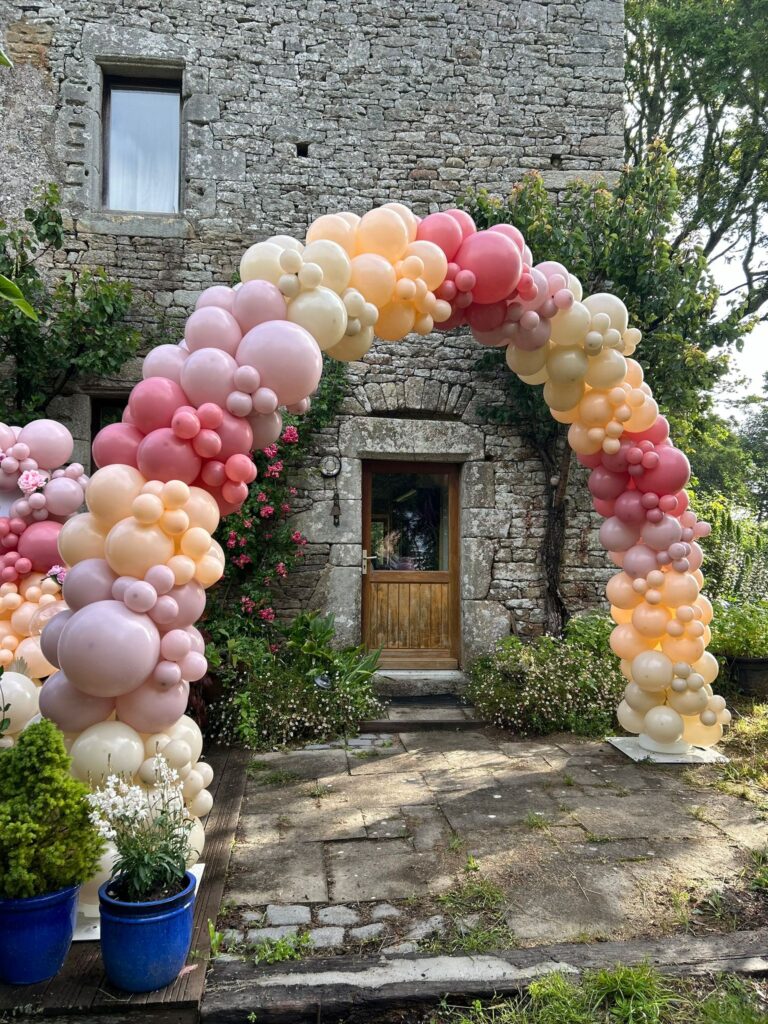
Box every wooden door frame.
[361,459,460,668]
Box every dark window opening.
[90,394,129,445]
[550,154,563,168]
[296,142,310,158]
[102,71,182,214]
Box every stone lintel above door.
[338,416,485,463]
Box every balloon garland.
[18,203,726,852]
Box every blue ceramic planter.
[98,872,196,993]
[0,884,79,985]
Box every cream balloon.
[196,760,214,788]
[69,721,144,782]
[187,816,205,867]
[240,241,284,285]
[506,344,549,376]
[0,671,39,733]
[666,687,709,716]
[167,715,204,763]
[325,326,375,362]
[188,788,213,818]
[549,302,590,346]
[584,349,627,389]
[623,681,665,714]
[86,466,146,527]
[287,286,347,351]
[546,347,588,386]
[642,705,684,744]
[631,650,674,692]
[301,239,352,294]
[617,699,645,734]
[583,293,629,333]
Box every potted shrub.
[88,754,196,993]
[710,601,768,696]
[0,719,105,985]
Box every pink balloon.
[40,670,116,732]
[248,411,283,449]
[186,626,205,654]
[635,447,691,496]
[0,423,16,451]
[62,558,117,610]
[488,223,526,253]
[236,321,323,407]
[124,580,158,613]
[642,514,683,552]
[622,544,660,579]
[180,347,238,407]
[17,520,61,572]
[92,422,143,469]
[17,419,73,469]
[156,581,207,631]
[152,660,183,688]
[688,542,704,571]
[416,213,464,261]
[467,301,508,333]
[578,452,604,470]
[624,415,670,445]
[592,497,616,517]
[161,628,192,661]
[588,466,630,502]
[444,209,477,240]
[145,564,176,594]
[614,489,647,525]
[599,517,641,552]
[670,490,690,517]
[226,454,256,484]
[179,650,207,681]
[39,607,74,667]
[185,306,243,356]
[233,281,288,333]
[454,231,522,304]
[221,480,248,506]
[115,680,189,733]
[217,411,253,460]
[142,344,188,385]
[58,600,161,697]
[150,595,180,624]
[43,476,84,517]
[195,285,235,313]
[137,429,202,484]
[129,377,190,435]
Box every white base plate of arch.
[72,863,205,942]
[608,736,728,765]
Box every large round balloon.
[236,321,323,406]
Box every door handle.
[361,549,376,574]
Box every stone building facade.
[0,0,625,665]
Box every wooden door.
[362,460,459,669]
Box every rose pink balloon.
[137,429,202,485]
[622,544,660,579]
[454,231,522,305]
[578,452,603,470]
[124,580,158,613]
[58,600,161,698]
[129,377,190,435]
[444,209,477,240]
[599,517,641,552]
[232,280,288,333]
[62,558,117,610]
[588,466,630,501]
[150,595,180,624]
[39,607,74,667]
[180,650,207,681]
[488,223,526,254]
[226,454,256,484]
[152,660,183,687]
[40,670,116,732]
[248,411,283,449]
[0,423,16,451]
[236,321,322,407]
[688,542,704,571]
[195,285,235,313]
[624,415,670,445]
[115,680,189,733]
[142,344,188,384]
[614,489,647,525]
[156,581,207,631]
[186,625,205,654]
[17,419,73,469]
[17,520,61,573]
[642,514,683,552]
[217,411,253,460]
[635,446,691,496]
[161,628,192,661]
[467,300,508,333]
[185,306,243,357]
[416,212,464,261]
[222,480,247,506]
[592,497,615,517]
[180,347,238,407]
[92,422,143,469]
[44,476,84,517]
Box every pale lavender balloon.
[40,670,116,732]
[62,559,117,611]
[180,347,238,407]
[156,581,206,632]
[226,391,254,417]
[185,306,243,357]
[39,607,75,668]
[236,320,322,406]
[145,564,176,595]
[186,625,205,654]
[195,285,235,313]
[247,411,282,449]
[58,600,161,698]
[688,542,704,572]
[44,476,84,517]
[142,344,189,385]
[17,419,74,469]
[641,513,684,552]
[233,280,287,333]
[149,595,180,624]
[599,516,641,553]
[115,680,189,733]
[622,544,660,579]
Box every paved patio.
[221,723,766,954]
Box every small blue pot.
[98,872,196,993]
[0,884,79,985]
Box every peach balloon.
[350,254,397,308]
[610,623,655,660]
[660,572,700,608]
[404,240,448,291]
[306,213,356,254]
[606,572,642,609]
[58,513,108,565]
[355,208,409,261]
[375,300,415,342]
[184,488,221,534]
[105,519,175,577]
[660,634,706,663]
[632,603,671,638]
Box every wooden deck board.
[0,745,249,1021]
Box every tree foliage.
[0,184,141,424]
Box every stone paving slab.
[228,842,328,905]
[326,839,454,902]
[557,791,727,841]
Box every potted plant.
[710,601,768,696]
[87,754,197,993]
[0,719,105,985]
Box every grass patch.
[250,931,312,964]
[423,874,516,955]
[304,783,333,799]
[438,877,506,916]
[247,765,301,786]
[448,832,465,853]
[352,748,380,760]
[562,773,575,787]
[524,811,550,830]
[705,699,767,809]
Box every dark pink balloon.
[216,411,254,460]
[62,558,117,610]
[40,670,116,732]
[232,280,288,333]
[416,212,464,261]
[454,231,522,305]
[444,209,477,240]
[115,680,189,733]
[635,446,691,496]
[137,429,202,484]
[578,452,603,469]
[592,498,616,517]
[622,544,659,578]
[129,377,190,435]
[92,422,143,469]
[466,300,508,333]
[588,466,630,501]
[624,415,670,445]
[17,520,61,573]
[614,490,647,525]
[599,517,641,552]
[488,223,526,253]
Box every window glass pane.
[106,87,180,213]
[371,472,450,571]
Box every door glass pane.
[370,471,449,571]
[106,86,180,213]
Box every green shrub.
[709,601,768,659]
[467,614,624,737]
[0,720,105,899]
[207,612,381,749]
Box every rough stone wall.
[0,0,624,659]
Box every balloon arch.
[0,202,729,880]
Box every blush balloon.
[195,285,235,312]
[236,321,323,407]
[248,411,283,449]
[142,344,188,385]
[184,306,242,357]
[232,280,288,333]
[92,422,143,469]
[115,680,190,734]
[129,378,190,434]
[44,476,84,517]
[17,419,73,469]
[62,559,117,610]
[137,429,202,485]
[17,520,61,573]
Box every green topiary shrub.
[467,614,625,737]
[709,601,768,659]
[0,720,105,899]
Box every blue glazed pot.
[98,872,196,993]
[0,884,79,985]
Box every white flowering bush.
[87,755,192,902]
[467,614,625,737]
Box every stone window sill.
[76,211,193,239]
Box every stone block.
[462,600,511,662]
[308,927,345,949]
[264,904,311,926]
[339,416,484,462]
[246,925,297,943]
[461,463,495,508]
[317,905,360,926]
[349,922,386,941]
[371,903,402,921]
[185,93,220,125]
[461,537,494,600]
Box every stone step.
[372,669,468,697]
[361,693,483,732]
